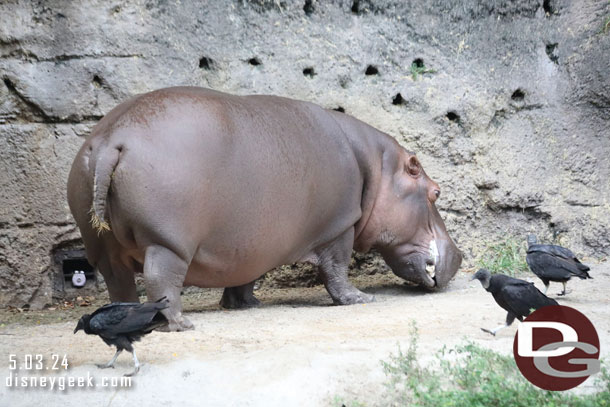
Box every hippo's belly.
[182,242,318,288]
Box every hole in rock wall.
[92,75,103,88]
[199,57,213,69]
[333,106,345,113]
[351,0,360,14]
[446,111,460,122]
[248,57,262,66]
[303,67,316,78]
[511,89,525,101]
[412,58,424,68]
[545,43,558,64]
[365,65,379,75]
[392,93,405,105]
[303,0,314,15]
[543,0,554,16]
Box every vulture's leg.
[481,313,516,336]
[124,349,140,377]
[97,349,122,369]
[543,283,549,295]
[558,281,567,296]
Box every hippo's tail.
[89,144,122,234]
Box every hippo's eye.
[435,189,441,199]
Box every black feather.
[487,274,558,322]
[78,298,169,352]
[472,269,557,330]
[526,243,591,285]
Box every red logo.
[513,305,600,391]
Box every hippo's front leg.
[317,228,375,305]
[143,245,194,331]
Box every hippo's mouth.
[381,239,461,290]
[397,251,437,289]
[423,240,440,287]
[379,242,437,288]
[413,249,438,289]
[407,245,438,289]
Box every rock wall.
[1,0,608,308]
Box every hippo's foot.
[332,289,376,305]
[220,282,261,309]
[316,227,374,306]
[157,314,194,332]
[220,293,261,309]
[143,245,192,332]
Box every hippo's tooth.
[426,240,438,278]
[426,263,436,278]
[429,240,439,264]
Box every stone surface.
[0,0,608,307]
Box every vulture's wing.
[88,304,131,336]
[527,244,588,268]
[497,281,557,320]
[527,250,590,279]
[89,301,168,337]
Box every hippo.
[67,87,462,331]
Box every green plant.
[379,323,610,407]
[477,237,529,276]
[380,321,442,405]
[330,396,367,407]
[409,62,436,80]
[601,14,610,34]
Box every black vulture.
[74,297,169,376]
[471,269,558,336]
[526,234,591,296]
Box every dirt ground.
[0,263,608,407]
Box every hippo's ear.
[404,155,421,177]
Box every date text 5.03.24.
[8,354,69,371]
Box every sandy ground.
[0,264,608,407]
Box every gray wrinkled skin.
[67,87,462,331]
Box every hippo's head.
[358,146,462,289]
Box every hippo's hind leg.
[143,245,194,331]
[88,234,137,303]
[220,280,261,309]
[97,254,138,303]
[316,228,375,305]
